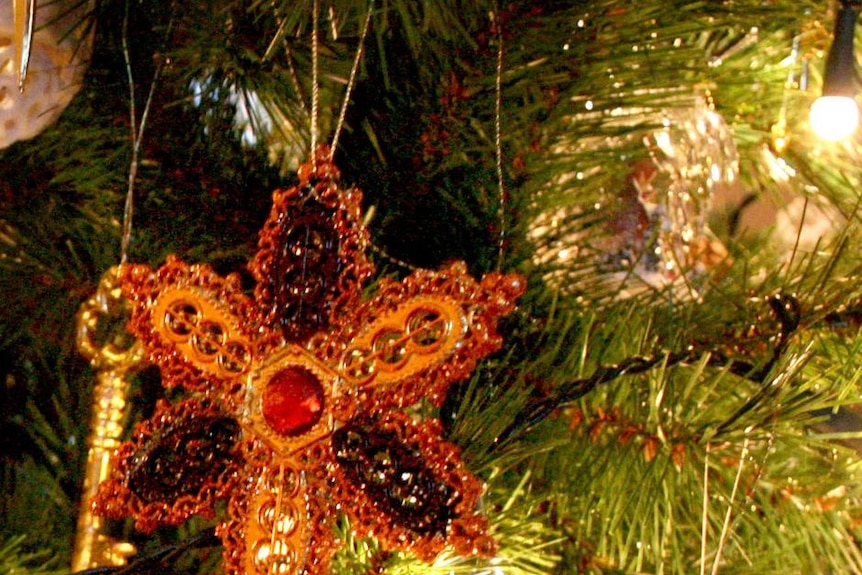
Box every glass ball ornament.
[643,96,738,279]
[0,0,93,148]
[531,95,736,299]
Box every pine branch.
[0,535,64,575]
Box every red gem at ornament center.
[261,366,325,436]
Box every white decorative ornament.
[0,0,93,148]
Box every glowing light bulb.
[810,4,859,141]
[810,95,859,141]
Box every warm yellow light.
[809,95,859,141]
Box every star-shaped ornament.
[94,146,525,575]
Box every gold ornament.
[94,146,525,575]
[71,267,140,572]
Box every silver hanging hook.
[13,0,35,91]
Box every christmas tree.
[3,1,862,574]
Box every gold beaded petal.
[93,145,525,575]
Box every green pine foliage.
[2,1,862,573]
